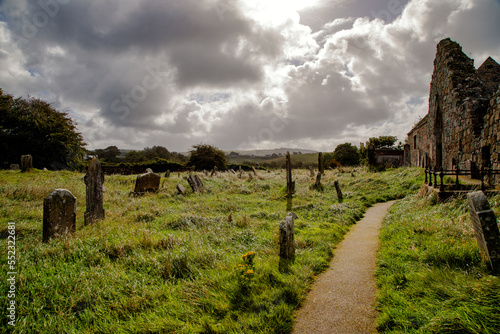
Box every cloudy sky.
[1,0,499,152]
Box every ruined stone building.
[407,38,500,183]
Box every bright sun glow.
[241,0,321,25]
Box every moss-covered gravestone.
[43,189,76,243]
[468,191,500,275]
[20,155,33,172]
[134,172,161,194]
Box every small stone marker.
[251,166,258,175]
[334,180,343,202]
[314,172,322,189]
[286,152,295,196]
[467,191,500,274]
[43,189,76,243]
[239,166,243,179]
[10,164,20,170]
[84,157,105,225]
[21,154,33,172]
[279,212,298,272]
[165,170,171,178]
[187,174,205,192]
[176,184,186,195]
[230,169,236,175]
[204,170,209,177]
[134,172,161,194]
[309,166,315,177]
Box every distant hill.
[226,148,317,157]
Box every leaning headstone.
[251,166,258,176]
[467,191,500,274]
[176,184,186,195]
[43,189,76,243]
[286,152,295,196]
[84,157,105,225]
[230,169,236,175]
[165,170,171,178]
[187,174,205,192]
[334,180,343,202]
[10,164,20,170]
[134,172,161,194]
[20,154,33,172]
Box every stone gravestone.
[314,172,322,190]
[286,152,295,196]
[43,189,76,243]
[165,170,171,178]
[187,174,205,192]
[279,212,298,272]
[334,180,343,202]
[176,184,186,195]
[309,166,315,178]
[10,164,19,171]
[230,169,236,175]
[467,191,500,274]
[84,157,105,225]
[318,152,324,175]
[134,172,161,194]
[239,166,243,179]
[20,154,33,172]
[251,166,258,176]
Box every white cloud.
[0,0,499,152]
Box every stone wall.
[407,38,500,183]
[408,115,431,167]
[482,88,500,183]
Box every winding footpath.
[292,201,396,334]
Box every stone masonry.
[407,38,500,183]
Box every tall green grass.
[0,167,422,333]
[377,190,500,333]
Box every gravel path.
[292,201,396,334]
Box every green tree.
[366,136,398,149]
[333,143,361,166]
[93,146,121,162]
[0,89,86,169]
[124,150,147,163]
[143,146,171,160]
[188,144,227,171]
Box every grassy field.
[0,167,421,333]
[228,153,318,167]
[377,190,500,333]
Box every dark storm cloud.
[0,0,499,151]
[1,0,282,129]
